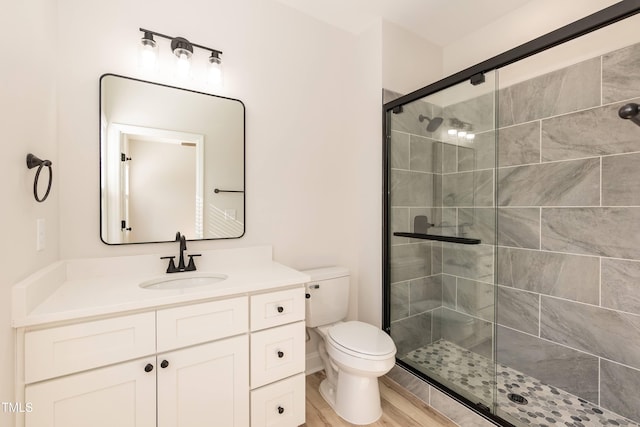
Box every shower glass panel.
[386,71,498,409]
[385,7,640,427]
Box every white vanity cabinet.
[22,296,250,427]
[18,286,306,427]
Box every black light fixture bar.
[139,28,222,56]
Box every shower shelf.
[393,232,481,245]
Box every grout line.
[600,156,603,207]
[538,294,542,337]
[539,119,542,164]
[539,208,542,250]
[599,257,602,307]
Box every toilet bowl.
[303,267,397,425]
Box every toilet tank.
[302,266,350,328]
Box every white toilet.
[303,267,396,425]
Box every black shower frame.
[382,1,640,425]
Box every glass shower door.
[386,71,498,410]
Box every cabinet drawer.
[250,288,305,331]
[250,373,305,427]
[25,312,155,384]
[250,322,305,389]
[157,296,248,352]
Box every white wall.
[382,20,443,96]
[0,0,58,422]
[443,0,619,76]
[56,0,364,263]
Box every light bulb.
[139,32,158,71]
[208,52,223,88]
[466,133,475,140]
[176,52,191,79]
[458,131,467,138]
[447,129,457,135]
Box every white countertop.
[12,246,310,328]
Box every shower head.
[619,103,640,127]
[418,114,444,132]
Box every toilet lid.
[328,321,395,357]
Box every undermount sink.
[139,273,228,290]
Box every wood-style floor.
[303,371,456,427]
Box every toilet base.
[319,372,383,425]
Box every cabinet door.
[157,334,249,427]
[25,358,156,427]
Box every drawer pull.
[277,351,284,358]
[161,360,169,369]
[277,406,285,415]
[276,305,284,313]
[144,363,154,373]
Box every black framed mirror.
[99,74,245,244]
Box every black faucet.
[160,232,201,273]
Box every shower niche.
[383,5,640,427]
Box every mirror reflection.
[100,74,245,244]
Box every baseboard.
[306,351,323,375]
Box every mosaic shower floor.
[402,340,638,427]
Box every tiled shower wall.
[495,42,640,423]
[387,41,640,423]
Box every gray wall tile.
[443,170,493,207]
[459,131,495,172]
[602,258,640,315]
[390,169,434,207]
[498,121,540,167]
[411,135,443,173]
[389,243,432,283]
[390,207,409,245]
[541,296,640,369]
[390,131,410,170]
[391,312,432,356]
[443,243,494,283]
[497,247,599,305]
[410,275,443,314]
[386,365,430,405]
[434,308,493,359]
[459,208,495,245]
[541,98,640,161]
[496,326,599,403]
[497,287,539,335]
[442,274,456,309]
[600,359,640,423]
[390,281,409,321]
[456,278,494,322]
[498,57,601,127]
[497,158,600,206]
[542,207,640,259]
[432,242,443,275]
[443,142,458,173]
[603,42,640,104]
[430,388,495,427]
[444,92,495,134]
[497,208,540,249]
[390,99,440,138]
[602,152,640,206]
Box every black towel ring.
[26,153,53,203]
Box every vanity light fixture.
[138,28,223,85]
